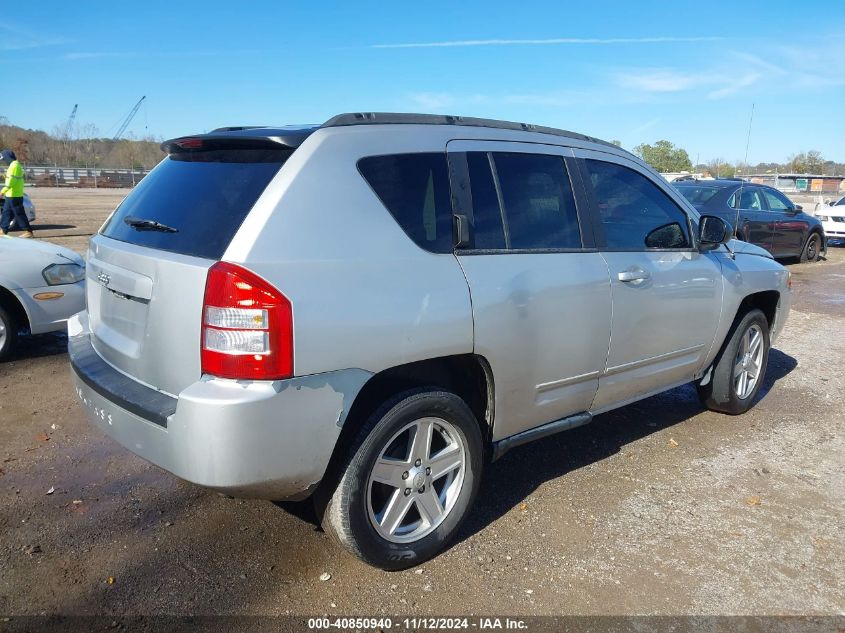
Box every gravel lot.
[1,189,843,620]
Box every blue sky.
[2,0,844,164]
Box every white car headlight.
[42,262,85,286]
[816,215,830,222]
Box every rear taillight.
[201,262,293,380]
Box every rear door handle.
[617,267,651,283]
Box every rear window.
[358,153,453,253]
[676,186,720,205]
[100,147,290,259]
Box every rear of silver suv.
[71,113,789,570]
[70,127,376,500]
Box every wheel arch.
[317,354,495,496]
[0,285,31,332]
[734,290,780,332]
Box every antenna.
[732,102,755,242]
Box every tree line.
[633,140,843,177]
[0,117,841,177]
[0,117,164,170]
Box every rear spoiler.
[161,125,319,155]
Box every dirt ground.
[0,189,843,620]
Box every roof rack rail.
[321,112,619,149]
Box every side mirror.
[699,215,731,250]
[794,204,803,212]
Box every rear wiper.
[123,216,179,233]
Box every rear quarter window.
[677,186,720,205]
[358,153,453,253]
[101,147,290,260]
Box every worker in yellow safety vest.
[1,149,33,238]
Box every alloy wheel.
[734,324,764,400]
[366,417,466,543]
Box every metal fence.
[742,174,845,194]
[24,165,150,188]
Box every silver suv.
[69,113,791,569]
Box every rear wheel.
[800,231,822,262]
[0,304,18,360]
[698,308,769,415]
[320,388,483,570]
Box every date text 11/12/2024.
[307,617,528,630]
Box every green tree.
[805,150,824,173]
[705,158,735,178]
[633,140,692,172]
[787,151,824,173]
[704,158,736,178]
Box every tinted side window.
[762,189,791,211]
[358,153,452,253]
[736,188,765,210]
[492,153,581,249]
[465,152,506,249]
[584,159,691,250]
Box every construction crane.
[112,96,146,142]
[64,104,78,139]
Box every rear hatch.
[86,134,299,396]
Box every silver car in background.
[69,113,791,569]
[0,235,85,358]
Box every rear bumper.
[68,312,372,499]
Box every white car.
[5,192,36,230]
[0,235,85,359]
[816,196,845,241]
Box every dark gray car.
[673,179,826,262]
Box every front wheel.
[320,388,483,570]
[698,309,770,415]
[800,232,822,262]
[0,305,19,361]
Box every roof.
[163,112,620,152]
[674,179,748,188]
[321,112,618,148]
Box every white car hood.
[0,235,84,289]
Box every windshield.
[100,147,290,259]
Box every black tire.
[320,388,484,570]
[800,231,822,263]
[698,308,770,415]
[0,304,18,360]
